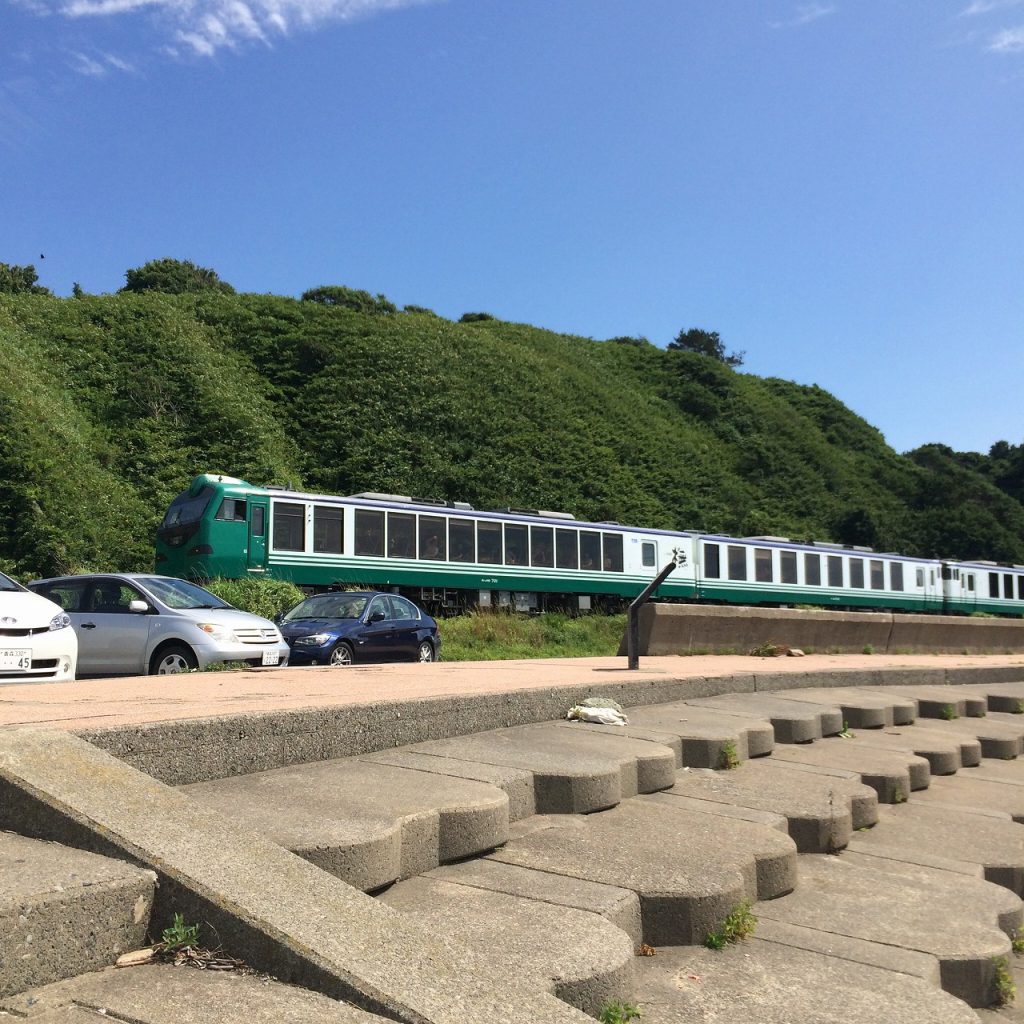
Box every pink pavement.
[2,652,1024,733]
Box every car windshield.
[283,593,369,621]
[137,576,233,610]
[0,571,23,592]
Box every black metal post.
[627,555,682,670]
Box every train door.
[247,498,268,571]
[921,564,940,610]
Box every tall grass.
[438,610,627,661]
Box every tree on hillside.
[121,258,235,295]
[459,312,495,322]
[669,328,744,367]
[0,263,51,295]
[301,286,397,315]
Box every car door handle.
[81,622,97,629]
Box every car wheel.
[328,642,354,667]
[417,640,435,663]
[149,643,198,675]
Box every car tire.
[417,640,435,663]
[328,642,354,667]
[149,643,198,675]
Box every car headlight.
[197,623,238,642]
[48,612,71,631]
[294,633,332,647]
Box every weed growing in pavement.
[704,901,757,950]
[719,740,740,770]
[1012,929,1024,956]
[161,913,200,952]
[599,1001,641,1023]
[862,644,874,655]
[993,955,1016,1005]
[893,787,906,804]
[837,721,854,739]
[940,704,958,721]
[1016,700,1024,715]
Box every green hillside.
[2,285,1022,579]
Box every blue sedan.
[278,591,441,667]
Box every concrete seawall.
[623,603,1024,656]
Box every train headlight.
[295,633,332,647]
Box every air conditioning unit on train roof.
[846,545,875,553]
[973,560,998,566]
[491,507,576,520]
[350,492,474,510]
[809,541,845,549]
[744,536,791,542]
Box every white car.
[28,573,289,676]
[0,570,78,682]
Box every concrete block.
[687,691,844,742]
[0,833,155,997]
[771,686,917,727]
[880,685,988,719]
[842,725,969,776]
[486,796,797,946]
[961,682,1024,715]
[911,771,1024,823]
[915,716,1024,760]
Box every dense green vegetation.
[2,266,1023,581]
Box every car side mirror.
[128,600,150,614]
[368,610,386,623]
[273,612,283,624]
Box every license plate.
[0,648,31,670]
[261,650,280,666]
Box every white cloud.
[990,24,1024,48]
[961,0,1024,15]
[770,3,837,29]
[55,0,440,56]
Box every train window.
[602,533,624,572]
[251,506,265,538]
[849,559,864,589]
[990,572,1000,598]
[703,543,721,578]
[727,546,747,581]
[1005,574,1014,599]
[870,560,884,590]
[827,556,843,588]
[387,512,416,558]
[916,568,925,588]
[941,565,952,581]
[313,506,343,554]
[642,542,656,568]
[478,522,502,564]
[781,551,797,585]
[890,563,904,591]
[580,531,601,570]
[556,528,579,569]
[804,553,821,586]
[215,498,247,522]
[419,515,447,561]
[355,509,384,556]
[272,502,305,552]
[504,524,528,566]
[531,526,554,567]
[967,574,974,592]
[449,518,475,563]
[1018,577,1024,600]
[755,548,773,583]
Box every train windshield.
[159,485,215,531]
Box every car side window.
[392,596,421,620]
[87,582,145,614]
[37,581,88,612]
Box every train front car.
[155,474,257,582]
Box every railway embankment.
[4,656,1024,1022]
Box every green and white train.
[155,474,1024,617]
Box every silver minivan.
[28,573,289,676]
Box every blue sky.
[3,0,1022,455]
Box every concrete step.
[847,802,1024,896]
[623,701,776,766]
[770,686,918,728]
[767,734,932,802]
[377,875,635,1017]
[963,682,1024,716]
[911,716,1024,760]
[0,964,390,1022]
[756,854,1020,1006]
[837,723,972,775]
[485,796,798,945]
[181,758,509,892]
[654,758,878,852]
[0,832,155,997]
[911,770,1024,822]
[397,722,678,813]
[632,940,983,1023]
[878,685,990,719]
[686,691,845,742]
